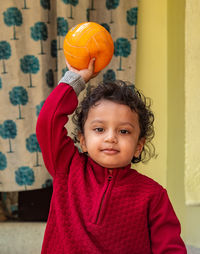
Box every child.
[36,59,187,253]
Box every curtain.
[0,0,138,192]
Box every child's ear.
[134,138,145,158]
[79,133,88,153]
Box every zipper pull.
[108,175,113,181]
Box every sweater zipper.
[95,175,113,224]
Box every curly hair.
[72,80,155,163]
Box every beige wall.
[136,0,200,247]
[184,0,200,247]
[167,0,186,240]
[135,0,168,187]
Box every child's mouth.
[101,148,119,155]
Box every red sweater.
[36,81,187,254]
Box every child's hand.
[65,58,98,83]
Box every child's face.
[80,99,145,169]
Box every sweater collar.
[87,156,132,181]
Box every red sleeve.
[149,188,187,253]
[36,83,78,177]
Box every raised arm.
[36,58,96,177]
[36,72,85,177]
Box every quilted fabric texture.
[36,82,186,254]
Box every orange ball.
[63,22,114,73]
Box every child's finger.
[65,59,78,72]
[88,58,95,73]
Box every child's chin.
[91,157,128,169]
[94,161,117,169]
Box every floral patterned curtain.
[0,0,138,192]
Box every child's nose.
[104,131,118,143]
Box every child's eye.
[120,129,129,134]
[94,127,104,132]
